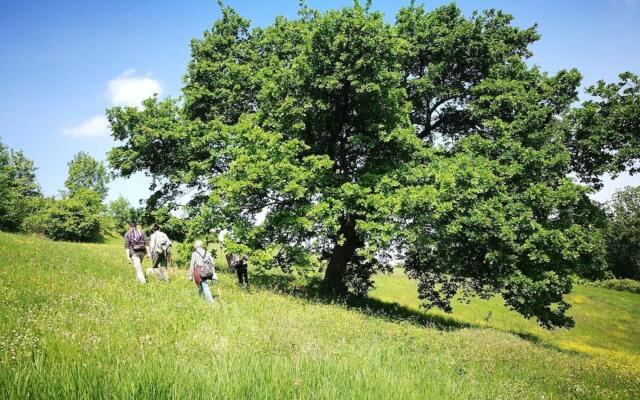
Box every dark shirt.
[227,254,248,270]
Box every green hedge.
[592,278,640,294]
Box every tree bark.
[323,215,362,294]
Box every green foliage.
[107,195,136,235]
[396,2,540,141]
[130,205,188,242]
[0,140,41,232]
[169,240,192,268]
[20,197,55,235]
[0,142,113,243]
[106,3,638,328]
[96,214,119,240]
[591,278,640,295]
[24,189,103,242]
[106,196,188,241]
[604,186,640,279]
[387,71,610,326]
[1,232,639,399]
[171,240,228,271]
[64,151,109,200]
[569,73,640,188]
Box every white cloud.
[64,69,161,139]
[106,69,162,107]
[63,115,110,138]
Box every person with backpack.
[188,240,218,303]
[147,223,171,282]
[220,235,250,288]
[123,222,151,284]
[227,253,249,288]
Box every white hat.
[194,239,204,249]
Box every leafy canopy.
[65,152,110,200]
[0,139,41,232]
[107,2,639,328]
[107,196,135,235]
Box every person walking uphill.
[124,222,151,284]
[147,224,171,282]
[227,254,249,288]
[188,240,218,303]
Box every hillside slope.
[370,269,640,365]
[1,232,639,399]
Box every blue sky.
[1,0,639,206]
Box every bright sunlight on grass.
[1,232,639,399]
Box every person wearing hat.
[123,222,151,284]
[188,239,218,303]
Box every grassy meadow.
[370,269,640,366]
[1,231,639,399]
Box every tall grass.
[1,232,639,399]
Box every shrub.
[24,190,103,242]
[170,241,192,269]
[593,279,640,294]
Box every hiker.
[221,237,250,288]
[227,254,249,288]
[147,223,171,282]
[188,240,218,303]
[124,222,151,284]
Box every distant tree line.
[604,186,640,280]
[0,139,186,242]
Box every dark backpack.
[131,230,147,251]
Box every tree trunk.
[323,215,361,294]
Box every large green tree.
[107,3,639,327]
[0,140,41,231]
[65,152,110,200]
